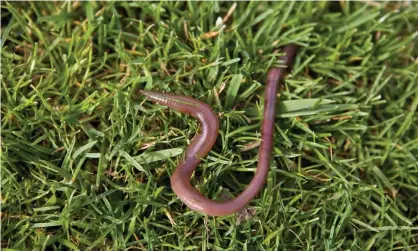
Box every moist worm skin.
[141,44,297,216]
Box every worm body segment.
[141,44,297,216]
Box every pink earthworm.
[141,44,297,216]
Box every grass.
[1,1,418,250]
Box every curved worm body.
[141,45,297,216]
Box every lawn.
[1,1,418,250]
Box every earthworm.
[141,44,297,216]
